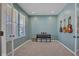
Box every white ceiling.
[18,3,67,15]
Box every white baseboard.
[7,39,31,56]
[56,40,75,55]
[14,40,31,51]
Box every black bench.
[36,34,51,42]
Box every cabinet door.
[76,3,79,56]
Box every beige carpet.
[76,50,79,56]
[14,40,74,56]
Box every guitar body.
[67,24,73,33]
[60,27,62,32]
[63,26,67,32]
[67,16,73,33]
[60,20,62,32]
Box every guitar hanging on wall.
[63,19,67,32]
[67,16,73,33]
[60,20,62,32]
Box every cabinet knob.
[73,36,79,38]
[0,31,4,36]
[9,35,15,37]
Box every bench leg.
[41,38,42,42]
[50,38,51,42]
[36,38,37,42]
[46,39,47,42]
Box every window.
[13,9,26,38]
[19,13,25,37]
[6,4,26,39]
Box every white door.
[0,4,1,56]
[6,4,19,56]
[6,4,15,56]
[76,3,79,55]
[1,3,19,56]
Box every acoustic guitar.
[67,16,73,33]
[63,19,67,32]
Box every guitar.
[60,20,62,32]
[63,19,67,32]
[67,24,73,33]
[67,16,73,33]
[63,26,67,32]
[60,26,62,32]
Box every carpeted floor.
[14,40,74,56]
[76,50,79,56]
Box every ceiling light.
[51,11,54,14]
[32,12,36,14]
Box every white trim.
[1,4,7,56]
[75,3,77,56]
[14,40,31,51]
[12,39,14,56]
[7,39,31,56]
[56,40,75,55]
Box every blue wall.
[57,3,75,52]
[29,16,58,39]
